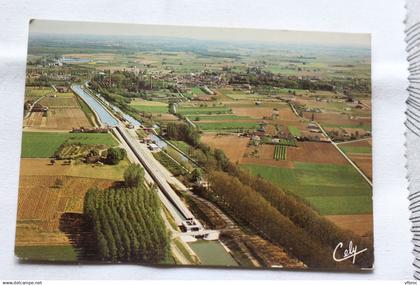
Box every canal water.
[189,240,238,267]
[111,104,141,127]
[72,85,118,127]
[93,91,141,127]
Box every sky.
[29,19,371,47]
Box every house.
[56,86,69,93]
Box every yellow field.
[20,158,129,180]
[16,175,115,246]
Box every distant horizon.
[29,19,371,48]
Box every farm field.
[25,108,91,130]
[24,91,93,130]
[130,100,169,113]
[197,121,259,132]
[303,112,370,128]
[20,158,129,180]
[25,86,54,101]
[15,245,78,262]
[187,115,251,121]
[243,142,347,166]
[41,95,80,107]
[231,106,276,118]
[21,132,118,158]
[15,174,117,261]
[201,134,249,164]
[347,154,372,180]
[274,145,287,160]
[325,214,373,237]
[288,126,301,137]
[215,88,262,100]
[242,144,293,168]
[177,106,231,115]
[288,142,348,164]
[340,145,371,154]
[338,139,372,179]
[16,175,116,244]
[241,162,372,215]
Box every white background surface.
[0,0,411,280]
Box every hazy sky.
[30,19,370,47]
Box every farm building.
[56,86,69,93]
[308,123,321,133]
[31,103,48,112]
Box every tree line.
[83,164,170,263]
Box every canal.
[72,85,118,127]
[189,240,238,267]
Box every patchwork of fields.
[338,139,372,179]
[24,89,93,130]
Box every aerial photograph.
[16,20,373,271]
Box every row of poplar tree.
[83,165,170,263]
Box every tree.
[189,168,202,183]
[124,164,145,188]
[106,147,126,165]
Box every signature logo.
[333,241,367,264]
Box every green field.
[15,245,78,262]
[191,86,206,95]
[21,132,118,158]
[216,88,262,100]
[188,115,251,121]
[288,126,301,136]
[25,87,54,99]
[178,106,231,115]
[197,121,258,132]
[131,105,168,113]
[339,145,372,154]
[241,162,372,215]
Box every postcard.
[16,19,373,271]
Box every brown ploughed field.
[325,214,373,237]
[288,142,348,165]
[24,108,91,130]
[201,134,249,164]
[242,144,293,168]
[348,154,372,180]
[231,106,275,118]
